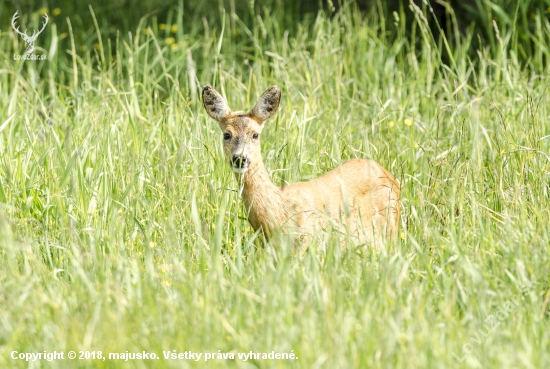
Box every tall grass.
[0,1,549,368]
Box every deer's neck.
[236,160,288,236]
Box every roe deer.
[202,85,400,248]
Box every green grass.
[0,1,549,368]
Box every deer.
[202,85,400,249]
[11,11,49,54]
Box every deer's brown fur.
[202,85,400,247]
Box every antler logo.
[11,11,48,54]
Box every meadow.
[0,1,549,368]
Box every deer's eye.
[223,133,231,140]
[252,133,259,140]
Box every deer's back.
[281,159,400,242]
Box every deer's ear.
[202,85,232,122]
[249,86,281,122]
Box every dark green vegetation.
[0,1,549,368]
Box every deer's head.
[202,85,281,174]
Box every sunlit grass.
[0,2,549,368]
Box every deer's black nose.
[232,155,248,168]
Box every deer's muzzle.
[231,155,249,173]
